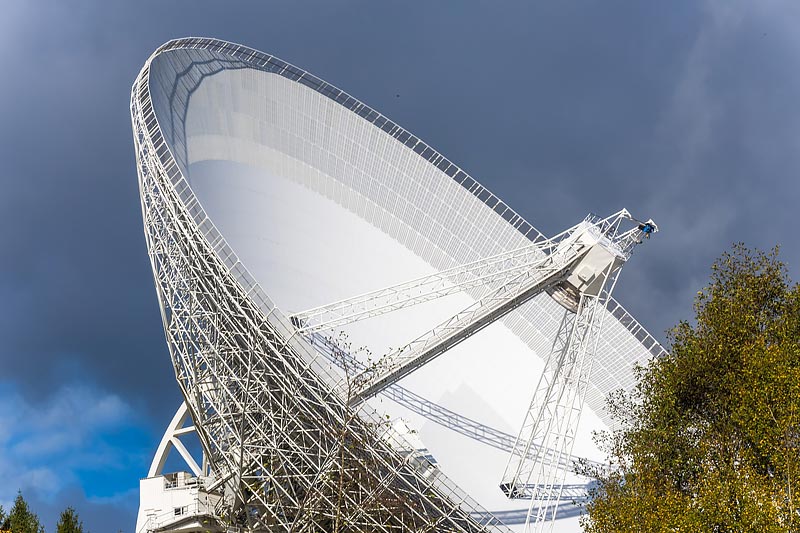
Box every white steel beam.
[495,217,656,532]
[346,210,649,406]
[521,288,618,532]
[133,41,516,532]
[347,237,591,405]
[311,331,605,472]
[292,210,649,335]
[290,229,574,334]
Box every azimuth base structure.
[132,38,664,533]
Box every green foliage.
[6,491,45,533]
[581,245,800,532]
[56,507,83,533]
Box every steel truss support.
[133,58,511,532]
[291,226,575,334]
[310,331,604,474]
[147,401,205,479]
[345,211,645,406]
[292,211,641,335]
[133,39,660,533]
[499,265,622,533]
[291,206,651,532]
[346,244,588,405]
[294,210,654,532]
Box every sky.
[1,1,799,531]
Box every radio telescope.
[132,38,665,533]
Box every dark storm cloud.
[1,0,798,530]
[0,2,178,423]
[380,1,800,339]
[0,0,364,423]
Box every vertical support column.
[499,263,622,532]
[499,307,575,499]
[523,292,610,532]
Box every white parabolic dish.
[135,38,666,532]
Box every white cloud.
[0,383,141,503]
[12,386,131,457]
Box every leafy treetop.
[4,492,44,533]
[55,507,84,533]
[580,245,800,532]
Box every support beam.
[348,241,591,405]
[311,331,605,472]
[499,269,622,532]
[291,211,643,335]
[148,402,196,478]
[344,210,652,407]
[291,228,574,334]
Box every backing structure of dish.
[132,38,664,533]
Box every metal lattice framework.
[292,210,651,532]
[310,331,605,475]
[133,37,665,532]
[133,38,514,533]
[292,212,647,409]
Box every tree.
[5,491,44,533]
[56,507,84,533]
[580,245,800,532]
